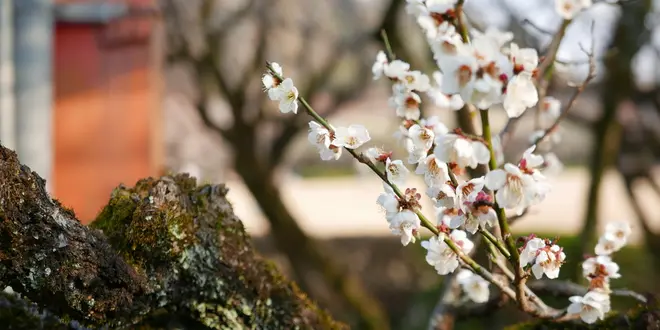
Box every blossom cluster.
[566,222,632,323]
[258,0,619,324]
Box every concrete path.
[226,168,660,244]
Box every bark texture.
[0,145,344,329]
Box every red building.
[53,0,163,222]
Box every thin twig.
[527,280,648,304]
[480,228,511,259]
[521,18,554,36]
[530,21,597,149]
[380,29,396,61]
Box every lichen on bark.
[0,145,344,329]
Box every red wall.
[53,1,162,223]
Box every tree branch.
[530,28,597,149]
[527,280,648,303]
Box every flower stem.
[479,109,530,309]
[454,0,470,43]
[380,30,396,61]
[479,110,517,257]
[479,228,511,259]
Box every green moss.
[90,174,345,329]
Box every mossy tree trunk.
[0,144,344,329]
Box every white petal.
[531,264,544,279]
[567,302,583,315]
[485,169,507,190]
[472,142,491,165]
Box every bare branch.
[521,18,554,36]
[530,22,597,150]
[537,19,571,81]
[527,280,648,304]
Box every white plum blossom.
[594,236,624,256]
[427,183,457,209]
[602,221,632,246]
[415,154,450,188]
[531,244,566,279]
[365,147,390,164]
[386,158,410,187]
[595,221,632,256]
[263,62,283,96]
[582,255,621,281]
[437,50,478,95]
[273,78,299,114]
[555,0,593,20]
[540,96,562,127]
[485,147,548,213]
[521,145,545,174]
[429,25,464,60]
[520,237,546,267]
[422,230,474,275]
[427,71,464,110]
[437,30,514,109]
[384,60,411,80]
[485,163,539,213]
[456,177,485,211]
[412,1,458,40]
[307,122,342,161]
[434,133,490,169]
[392,90,422,120]
[390,210,421,246]
[567,291,611,324]
[333,124,371,149]
[409,124,435,151]
[422,116,450,136]
[450,191,497,234]
[372,51,389,80]
[401,70,432,92]
[377,185,400,221]
[308,121,330,149]
[506,43,539,73]
[436,206,458,226]
[504,71,539,118]
[457,269,490,303]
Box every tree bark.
[0,144,344,329]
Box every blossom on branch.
[450,191,497,234]
[386,158,411,187]
[567,291,611,324]
[415,154,450,188]
[485,147,549,214]
[457,269,491,303]
[307,122,342,161]
[434,133,490,169]
[422,230,474,275]
[555,0,593,20]
[333,124,371,149]
[594,221,632,256]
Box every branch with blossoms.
[260,0,644,326]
